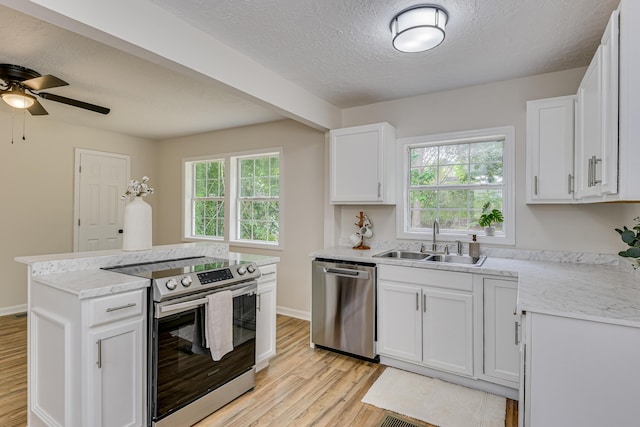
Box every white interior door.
[75,149,130,251]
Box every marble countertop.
[311,247,640,328]
[21,243,280,299]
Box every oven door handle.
[158,284,256,315]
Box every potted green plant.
[615,217,640,269]
[478,201,503,236]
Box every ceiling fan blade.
[38,92,110,115]
[27,98,48,116]
[23,75,69,91]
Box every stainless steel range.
[105,256,261,427]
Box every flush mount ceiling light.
[390,5,448,53]
[1,84,35,109]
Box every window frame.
[182,147,284,250]
[396,126,515,245]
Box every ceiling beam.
[0,0,341,131]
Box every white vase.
[484,226,495,236]
[122,196,152,251]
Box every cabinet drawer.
[258,264,277,284]
[88,289,144,327]
[379,265,472,292]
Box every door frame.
[73,148,131,252]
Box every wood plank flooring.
[0,314,27,427]
[0,313,518,427]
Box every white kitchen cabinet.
[329,122,396,204]
[377,280,422,362]
[377,265,473,376]
[255,263,277,371]
[607,1,640,201]
[575,10,619,200]
[521,312,640,427]
[480,277,519,388]
[87,317,145,427]
[526,96,576,203]
[29,282,146,427]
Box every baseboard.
[276,305,310,321]
[0,304,27,317]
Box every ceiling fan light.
[390,5,448,53]
[2,89,35,109]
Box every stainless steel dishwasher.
[311,259,377,360]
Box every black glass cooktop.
[104,256,238,280]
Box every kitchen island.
[16,243,279,427]
[311,246,640,427]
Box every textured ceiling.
[0,0,621,139]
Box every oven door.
[150,282,257,423]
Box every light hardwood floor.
[0,314,517,427]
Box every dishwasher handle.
[322,267,370,280]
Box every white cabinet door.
[329,122,396,204]
[422,288,473,376]
[525,96,575,203]
[377,280,422,362]
[87,317,145,427]
[575,46,604,200]
[256,281,276,369]
[482,278,519,387]
[524,313,640,427]
[599,9,619,196]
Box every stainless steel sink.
[425,254,486,267]
[373,250,429,260]
[373,250,486,266]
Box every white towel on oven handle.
[205,290,234,361]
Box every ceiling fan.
[0,63,110,115]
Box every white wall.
[155,120,325,317]
[336,67,639,254]
[0,110,157,313]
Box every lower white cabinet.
[256,263,277,371]
[378,265,473,377]
[521,312,640,427]
[87,317,145,427]
[480,277,519,388]
[29,282,146,427]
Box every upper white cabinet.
[526,96,576,203]
[329,122,396,204]
[609,0,640,201]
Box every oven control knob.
[166,279,178,291]
[181,276,193,287]
[237,266,247,275]
[247,264,256,274]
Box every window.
[236,155,280,243]
[191,160,225,238]
[397,127,514,244]
[183,148,282,248]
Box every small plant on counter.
[615,216,640,268]
[121,176,154,201]
[478,202,503,236]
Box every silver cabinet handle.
[514,321,520,346]
[587,157,593,187]
[592,156,602,185]
[96,339,102,368]
[261,271,276,277]
[415,293,419,311]
[423,294,427,313]
[378,182,382,198]
[257,294,262,311]
[534,175,538,195]
[106,302,136,312]
[568,174,574,194]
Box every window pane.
[269,156,280,175]
[406,137,505,235]
[240,178,254,198]
[240,159,254,178]
[195,179,206,197]
[255,157,269,177]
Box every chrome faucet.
[432,219,439,252]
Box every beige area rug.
[362,368,506,427]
